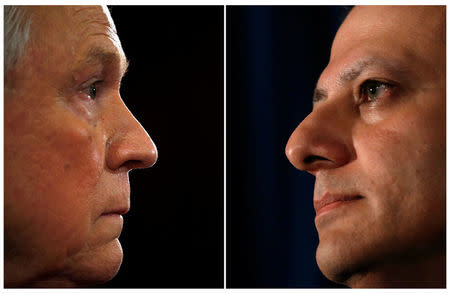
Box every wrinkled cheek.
[46,126,104,255]
[56,127,103,191]
[12,124,105,262]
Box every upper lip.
[314,193,362,214]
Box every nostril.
[304,155,329,164]
[124,160,143,170]
[124,158,155,170]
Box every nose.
[106,100,158,171]
[285,102,353,174]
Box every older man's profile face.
[286,6,445,287]
[5,6,157,287]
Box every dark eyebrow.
[312,57,410,105]
[339,58,382,83]
[313,87,327,103]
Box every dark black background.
[101,6,224,288]
[100,5,351,288]
[226,6,350,287]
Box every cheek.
[353,104,445,234]
[42,124,104,241]
[5,104,105,266]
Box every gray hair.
[4,6,32,73]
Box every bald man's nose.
[285,105,352,174]
[106,104,157,172]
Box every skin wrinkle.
[78,47,129,79]
[68,49,128,102]
[4,6,157,287]
[74,6,118,38]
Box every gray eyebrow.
[82,47,129,77]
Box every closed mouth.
[314,194,363,217]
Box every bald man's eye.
[360,80,392,102]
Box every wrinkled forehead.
[23,5,127,77]
[30,6,124,55]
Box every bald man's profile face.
[286,6,445,287]
[5,6,157,287]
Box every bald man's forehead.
[350,6,444,36]
[330,6,445,73]
[334,6,445,48]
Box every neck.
[5,256,74,288]
[346,252,446,288]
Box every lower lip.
[101,213,123,219]
[89,214,124,243]
[100,213,123,225]
[315,198,361,220]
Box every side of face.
[286,6,445,287]
[4,6,157,287]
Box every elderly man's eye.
[360,80,391,102]
[88,82,98,99]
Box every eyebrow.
[312,57,410,104]
[312,88,327,103]
[75,47,129,79]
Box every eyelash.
[358,79,394,103]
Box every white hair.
[4,6,32,73]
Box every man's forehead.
[32,6,109,27]
[32,6,120,45]
[342,6,445,29]
[30,6,127,77]
[73,7,127,73]
[71,6,119,38]
[332,5,445,52]
[320,6,445,90]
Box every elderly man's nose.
[285,108,351,173]
[106,105,157,171]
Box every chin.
[314,230,381,286]
[56,238,124,287]
[316,241,356,285]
